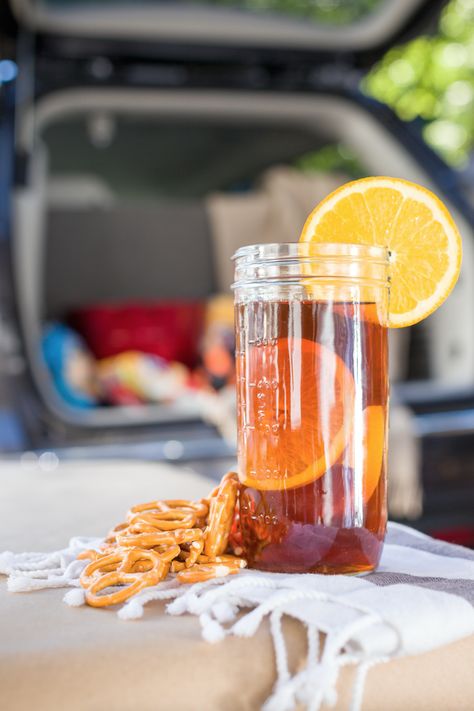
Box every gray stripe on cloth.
[368,571,474,605]
[386,523,474,562]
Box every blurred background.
[0,0,473,543]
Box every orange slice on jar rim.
[238,337,355,491]
[299,177,462,328]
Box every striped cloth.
[1,522,474,711]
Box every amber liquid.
[235,300,388,574]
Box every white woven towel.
[1,522,473,711]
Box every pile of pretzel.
[78,472,246,608]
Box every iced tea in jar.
[233,242,389,574]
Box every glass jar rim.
[232,242,389,264]
[232,242,390,292]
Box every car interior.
[13,89,474,431]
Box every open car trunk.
[1,0,473,540]
[11,85,474,433]
[0,0,471,454]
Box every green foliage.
[295,144,367,178]
[49,0,381,24]
[362,0,474,166]
[201,0,380,24]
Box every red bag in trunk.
[70,301,205,368]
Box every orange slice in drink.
[300,177,462,328]
[238,337,354,491]
[343,405,386,502]
[363,406,386,501]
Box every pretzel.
[85,548,174,608]
[105,522,129,544]
[80,551,125,588]
[121,545,181,569]
[127,499,207,520]
[77,471,246,607]
[204,472,239,558]
[128,509,197,531]
[171,560,186,573]
[228,495,244,557]
[117,528,203,549]
[179,538,204,568]
[196,554,247,568]
[127,500,169,516]
[77,549,100,561]
[177,562,241,585]
[162,500,209,519]
[205,472,236,501]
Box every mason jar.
[232,242,390,574]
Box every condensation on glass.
[232,242,390,574]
